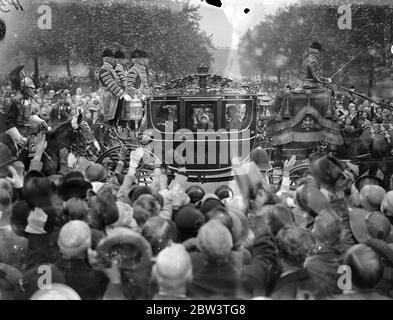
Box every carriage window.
[189,104,216,131]
[224,102,250,130]
[151,102,179,132]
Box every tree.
[238,1,393,96]
[5,0,214,86]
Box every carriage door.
[179,99,219,170]
[221,98,255,164]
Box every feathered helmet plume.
[9,64,35,92]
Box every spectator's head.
[348,103,356,114]
[152,244,192,294]
[96,227,152,299]
[295,183,330,218]
[310,155,352,193]
[205,205,233,231]
[359,185,386,212]
[133,194,161,227]
[257,204,295,235]
[110,201,137,229]
[277,226,315,268]
[355,175,384,192]
[85,163,109,183]
[142,216,177,256]
[87,185,119,230]
[58,220,92,259]
[30,284,81,300]
[381,191,393,223]
[214,185,234,203]
[250,147,272,172]
[58,172,92,201]
[17,264,65,300]
[185,185,205,204]
[63,198,89,222]
[174,204,205,242]
[312,209,342,245]
[128,185,152,205]
[344,244,384,290]
[199,194,225,216]
[349,209,392,243]
[197,220,233,263]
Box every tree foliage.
[239,1,393,95]
[5,0,214,84]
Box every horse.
[0,114,97,176]
[42,114,99,175]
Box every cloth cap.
[154,243,192,281]
[250,147,272,171]
[58,220,92,257]
[197,220,233,262]
[359,185,386,212]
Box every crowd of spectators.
[335,90,393,137]
[0,131,392,300]
[0,75,392,300]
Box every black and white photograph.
[0,0,392,306]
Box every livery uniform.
[98,61,125,123]
[300,52,330,88]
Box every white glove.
[129,147,144,168]
[93,140,101,152]
[327,78,332,83]
[25,208,48,235]
[123,94,132,102]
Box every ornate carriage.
[266,87,343,160]
[96,63,259,184]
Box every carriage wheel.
[96,144,160,186]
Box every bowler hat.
[58,172,92,201]
[102,48,114,58]
[114,49,126,59]
[131,49,144,59]
[310,41,325,52]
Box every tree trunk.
[33,56,39,85]
[277,69,281,83]
[368,66,374,97]
[88,66,96,91]
[65,59,71,77]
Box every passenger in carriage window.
[225,104,247,130]
[192,107,214,131]
[156,104,177,132]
